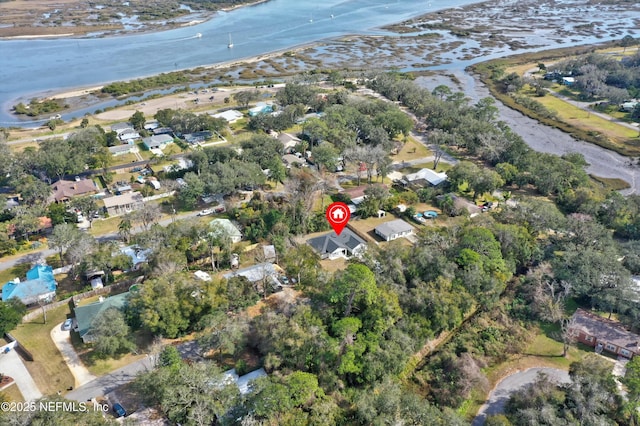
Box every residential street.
[65,341,201,402]
[472,367,570,426]
[65,356,154,402]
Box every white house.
[142,134,174,151]
[120,245,152,269]
[103,192,144,216]
[108,143,138,156]
[211,110,244,123]
[223,263,281,293]
[374,219,415,241]
[209,218,242,243]
[405,168,447,186]
[118,129,141,143]
[110,122,134,135]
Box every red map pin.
[326,201,350,236]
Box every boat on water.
[196,33,202,38]
[227,33,233,48]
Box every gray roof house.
[374,219,415,242]
[223,263,281,293]
[108,143,138,156]
[110,122,134,135]
[307,228,367,260]
[143,134,174,150]
[118,129,141,142]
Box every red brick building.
[570,309,640,359]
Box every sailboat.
[309,13,313,23]
[227,33,233,49]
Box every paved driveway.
[51,322,96,387]
[0,348,42,401]
[473,367,570,426]
[66,356,154,402]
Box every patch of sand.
[50,86,104,100]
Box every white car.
[62,318,73,331]
[197,209,213,216]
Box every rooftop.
[2,265,57,305]
[50,178,97,202]
[375,219,415,237]
[103,192,143,208]
[404,168,447,186]
[74,292,130,341]
[307,228,366,255]
[223,263,278,284]
[209,218,242,239]
[571,308,640,353]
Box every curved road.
[472,367,570,426]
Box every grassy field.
[70,330,150,377]
[0,263,33,288]
[10,304,75,396]
[393,137,432,162]
[535,93,638,141]
[0,383,25,403]
[399,161,452,175]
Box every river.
[0,0,482,124]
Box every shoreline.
[0,0,271,41]
[3,39,324,125]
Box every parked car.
[62,318,73,331]
[198,209,213,216]
[112,403,126,418]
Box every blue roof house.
[2,265,57,305]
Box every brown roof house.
[50,178,97,203]
[570,308,640,359]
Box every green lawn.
[70,329,151,377]
[88,217,123,237]
[10,304,75,396]
[0,383,24,402]
[0,263,32,287]
[393,137,432,162]
[534,93,638,141]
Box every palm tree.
[118,216,132,243]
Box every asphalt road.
[472,367,570,426]
[65,340,202,401]
[65,356,154,402]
